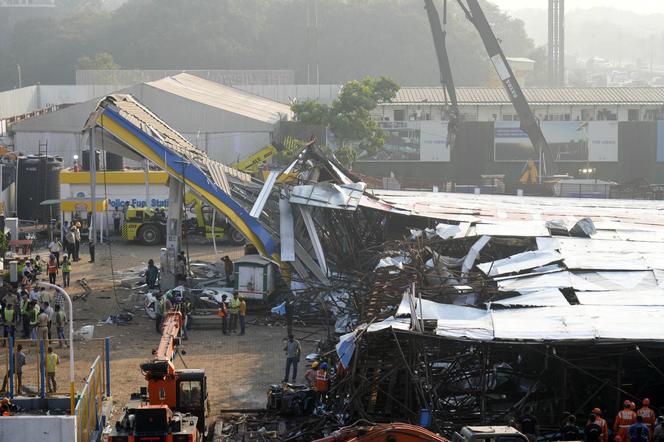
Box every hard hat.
[630,401,636,410]
[643,398,650,406]
[624,400,631,407]
[311,361,319,369]
[320,362,328,370]
[592,407,602,415]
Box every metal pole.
[37,282,75,414]
[8,337,14,398]
[144,159,150,208]
[39,340,45,398]
[212,209,218,255]
[89,130,97,246]
[105,337,111,397]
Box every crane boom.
[424,0,459,151]
[455,0,557,177]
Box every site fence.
[75,355,105,442]
[1,336,111,442]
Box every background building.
[9,73,293,165]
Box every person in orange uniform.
[315,362,330,401]
[637,398,657,441]
[592,407,609,442]
[615,400,638,442]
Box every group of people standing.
[60,220,82,263]
[516,398,662,442]
[217,291,246,336]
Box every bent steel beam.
[85,95,277,258]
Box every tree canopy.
[292,76,399,167]
[0,0,541,90]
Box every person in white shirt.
[48,239,63,266]
[43,301,55,340]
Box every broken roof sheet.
[363,190,664,234]
[374,295,664,343]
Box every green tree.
[291,76,399,165]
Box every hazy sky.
[492,0,664,14]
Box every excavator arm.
[424,0,459,152]
[454,0,557,178]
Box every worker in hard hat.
[615,400,638,442]
[637,398,656,441]
[305,361,319,387]
[591,407,608,442]
[315,362,330,402]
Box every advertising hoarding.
[494,121,618,162]
[358,121,450,161]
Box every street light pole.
[36,282,75,415]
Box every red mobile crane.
[108,310,208,442]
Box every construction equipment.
[122,206,167,245]
[519,159,539,184]
[423,0,556,178]
[313,424,527,442]
[424,0,459,153]
[122,192,244,245]
[109,310,208,441]
[184,192,244,244]
[231,145,278,174]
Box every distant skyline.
[492,0,664,14]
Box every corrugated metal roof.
[146,73,293,124]
[389,87,664,106]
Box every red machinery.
[108,311,208,441]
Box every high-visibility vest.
[315,369,329,392]
[47,261,58,274]
[20,300,28,315]
[616,410,637,428]
[3,308,14,323]
[62,261,72,272]
[29,308,38,326]
[637,407,656,425]
[46,353,58,372]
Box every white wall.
[14,131,85,162]
[0,86,39,118]
[0,415,76,442]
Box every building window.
[393,109,406,121]
[627,109,640,121]
[597,109,617,121]
[644,109,662,121]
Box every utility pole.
[17,65,21,88]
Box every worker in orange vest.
[615,400,638,442]
[315,362,330,401]
[592,407,609,442]
[637,398,656,442]
[46,254,58,285]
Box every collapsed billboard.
[494,121,618,162]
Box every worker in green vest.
[20,294,29,338]
[229,291,241,333]
[3,304,15,341]
[61,254,72,288]
[46,346,59,393]
[28,301,39,340]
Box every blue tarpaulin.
[335,330,357,368]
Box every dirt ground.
[0,239,323,422]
